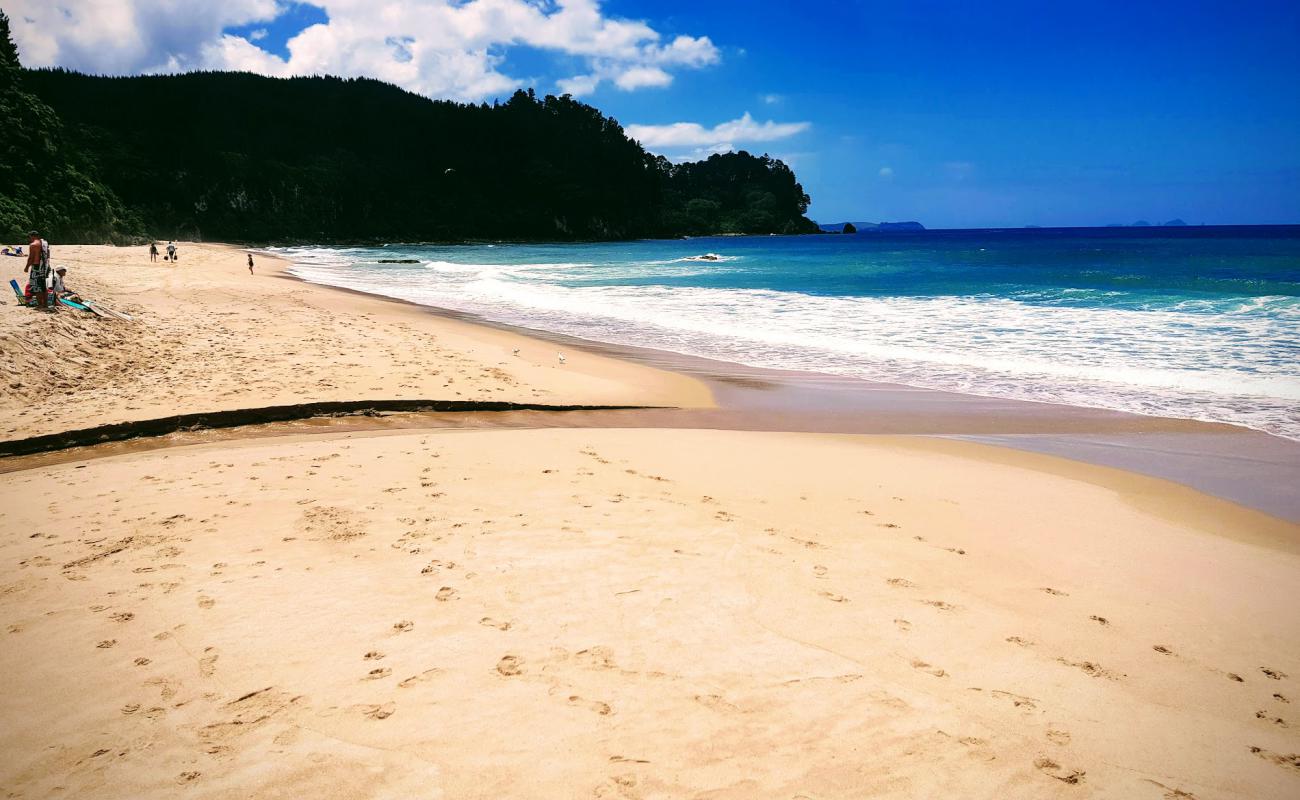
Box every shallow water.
[276,226,1300,440]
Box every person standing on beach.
[247,253,254,275]
[166,241,176,262]
[23,230,51,311]
[149,242,158,262]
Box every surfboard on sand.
[84,300,133,321]
[81,301,112,318]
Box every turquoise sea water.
[276,227,1300,439]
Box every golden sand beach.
[1,245,1297,799]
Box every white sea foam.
[284,250,1300,440]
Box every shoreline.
[1,241,1295,520]
[273,248,1300,522]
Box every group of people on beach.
[146,241,253,274]
[11,232,260,314]
[149,241,179,262]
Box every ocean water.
[275,227,1300,440]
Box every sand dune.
[2,429,1296,798]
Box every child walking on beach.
[248,254,254,274]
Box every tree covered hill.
[1,14,816,244]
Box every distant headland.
[818,221,926,233]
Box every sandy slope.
[1,429,1296,799]
[0,243,711,442]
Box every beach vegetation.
[5,40,817,243]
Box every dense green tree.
[0,12,140,242]
[4,39,817,243]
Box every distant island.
[818,221,926,233]
[0,12,817,244]
[1107,219,1190,228]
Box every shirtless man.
[23,230,51,311]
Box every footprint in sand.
[300,506,368,542]
[887,577,916,588]
[197,596,215,609]
[986,689,1038,712]
[134,657,151,666]
[567,695,613,715]
[392,620,414,633]
[812,565,828,579]
[920,599,957,612]
[199,648,219,677]
[910,659,947,677]
[176,771,201,785]
[364,651,385,661]
[496,655,523,676]
[1261,667,1288,681]
[435,586,458,602]
[360,703,395,720]
[1143,779,1199,799]
[397,668,442,688]
[1045,729,1071,745]
[1247,746,1300,773]
[363,667,392,681]
[1089,615,1109,626]
[1275,693,1291,704]
[818,590,849,603]
[894,619,912,631]
[1041,587,1068,596]
[1153,645,1174,655]
[1006,636,1034,647]
[479,617,512,631]
[1057,658,1122,680]
[97,639,117,649]
[110,612,135,623]
[1033,756,1085,784]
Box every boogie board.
[9,278,29,305]
[58,297,93,312]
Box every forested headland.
[0,13,817,245]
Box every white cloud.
[626,112,811,151]
[614,66,671,90]
[879,166,894,178]
[760,93,782,105]
[6,0,721,102]
[556,73,600,96]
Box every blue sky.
[11,0,1300,227]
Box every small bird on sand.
[557,353,567,364]
[512,348,520,356]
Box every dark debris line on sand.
[0,400,660,458]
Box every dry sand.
[1,243,1298,799]
[0,243,711,442]
[2,429,1297,799]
